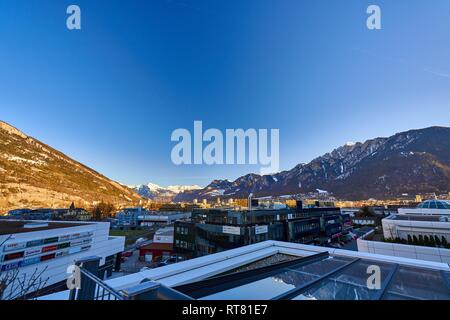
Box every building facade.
[0,220,124,299]
[398,199,450,216]
[174,204,348,258]
[382,214,450,243]
[7,204,92,221]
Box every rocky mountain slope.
[175,127,450,201]
[0,121,142,212]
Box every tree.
[441,236,448,248]
[429,236,436,247]
[407,235,413,245]
[435,236,441,247]
[91,202,116,221]
[358,206,376,218]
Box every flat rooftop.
[0,220,90,235]
[140,243,173,251]
[391,215,449,222]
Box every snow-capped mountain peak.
[131,182,202,200]
[166,185,202,193]
[145,182,165,192]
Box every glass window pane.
[288,256,353,277]
[293,279,376,300]
[379,292,412,300]
[333,259,395,288]
[291,259,396,300]
[384,267,450,300]
[200,269,317,300]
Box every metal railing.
[69,267,125,300]
[69,256,194,300]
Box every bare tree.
[0,235,50,300]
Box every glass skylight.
[383,266,450,300]
[191,254,450,301]
[417,200,450,209]
[199,270,314,300]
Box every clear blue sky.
[1,0,450,187]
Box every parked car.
[167,256,177,263]
[122,251,133,257]
[156,261,169,268]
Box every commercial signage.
[56,249,70,258]
[24,248,42,257]
[222,226,241,235]
[0,230,94,271]
[43,237,59,244]
[255,225,269,235]
[26,239,43,248]
[58,234,71,242]
[4,251,25,262]
[57,242,70,249]
[1,261,20,271]
[42,245,58,253]
[40,253,56,262]
[70,232,92,240]
[70,240,83,247]
[21,256,41,267]
[69,247,82,255]
[3,242,26,252]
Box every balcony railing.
[69,256,193,300]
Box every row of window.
[294,223,320,233]
[176,226,190,235]
[175,239,194,250]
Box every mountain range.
[1,120,449,212]
[130,183,201,201]
[174,126,450,201]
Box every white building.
[138,212,191,226]
[339,208,360,217]
[382,214,450,242]
[398,199,450,216]
[153,227,174,244]
[0,220,124,299]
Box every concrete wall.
[382,217,450,242]
[357,238,450,264]
[398,208,450,215]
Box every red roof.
[139,243,173,251]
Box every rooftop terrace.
[40,240,450,300]
[0,220,89,235]
[390,215,450,222]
